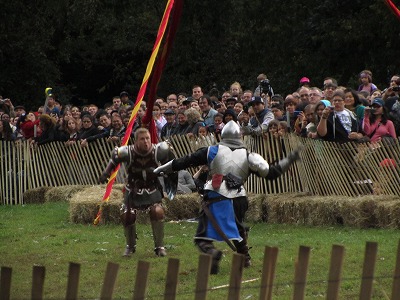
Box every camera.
[294,111,301,117]
[393,86,400,92]
[259,79,272,96]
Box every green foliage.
[0,202,399,299]
[1,0,399,109]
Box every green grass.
[0,202,399,299]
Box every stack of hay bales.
[23,185,400,229]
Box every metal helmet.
[220,120,244,148]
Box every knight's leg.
[150,203,166,257]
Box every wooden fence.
[1,241,399,299]
[1,135,400,205]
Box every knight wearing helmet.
[99,128,176,257]
[154,120,303,274]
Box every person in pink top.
[363,98,397,143]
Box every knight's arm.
[248,146,302,180]
[154,147,209,174]
[98,146,130,183]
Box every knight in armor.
[99,128,175,257]
[154,120,302,274]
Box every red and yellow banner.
[94,0,182,225]
[385,0,400,20]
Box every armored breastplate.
[204,145,249,198]
[127,145,160,191]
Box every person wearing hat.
[225,97,237,110]
[160,109,177,139]
[241,96,274,137]
[120,91,134,107]
[363,98,397,143]
[14,105,26,117]
[299,77,311,87]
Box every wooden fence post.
[99,262,119,300]
[31,265,45,300]
[65,262,80,300]
[259,246,279,300]
[359,242,378,300]
[326,245,345,300]
[194,254,211,300]
[293,246,311,300]
[391,240,400,300]
[133,260,150,300]
[228,253,244,300]
[0,266,12,300]
[164,258,179,300]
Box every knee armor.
[120,204,137,226]
[149,204,165,221]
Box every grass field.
[0,201,399,299]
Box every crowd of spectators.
[1,70,399,151]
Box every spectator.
[192,85,203,101]
[221,91,232,104]
[160,109,177,140]
[167,94,178,103]
[173,110,190,135]
[233,101,244,117]
[14,105,26,118]
[153,103,166,141]
[120,91,134,107]
[77,114,100,144]
[241,90,253,105]
[230,81,242,99]
[34,114,57,145]
[270,103,284,121]
[241,96,274,136]
[363,98,397,143]
[357,70,378,95]
[70,106,82,129]
[112,96,122,111]
[199,95,218,126]
[297,104,317,138]
[44,95,60,116]
[177,170,196,194]
[17,112,40,140]
[317,90,364,143]
[190,100,201,113]
[299,77,311,88]
[167,100,179,115]
[344,88,365,122]
[223,109,238,124]
[322,82,337,101]
[60,117,80,146]
[282,97,298,132]
[225,97,237,109]
[314,100,331,124]
[185,108,205,137]
[207,113,224,135]
[0,120,16,141]
[309,87,323,104]
[262,119,279,140]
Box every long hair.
[369,105,389,125]
[344,88,362,108]
[0,120,14,140]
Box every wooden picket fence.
[1,134,400,205]
[1,241,400,299]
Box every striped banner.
[385,0,400,20]
[94,0,178,225]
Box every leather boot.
[235,240,251,267]
[123,224,136,256]
[197,240,223,275]
[151,220,167,256]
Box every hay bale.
[246,193,264,222]
[45,185,87,203]
[164,193,201,221]
[23,186,52,204]
[69,185,123,224]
